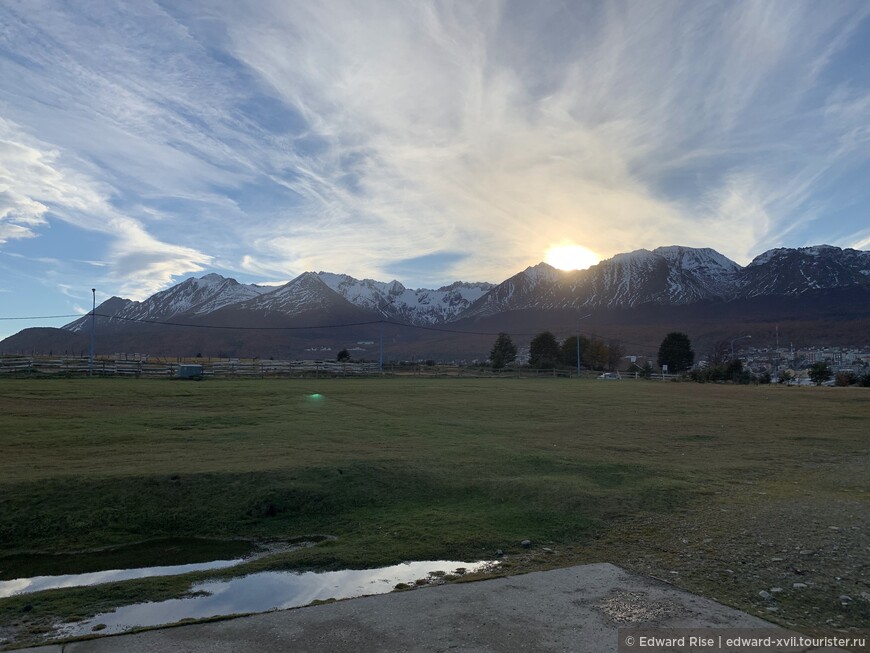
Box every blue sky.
[2,1,870,339]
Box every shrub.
[835,371,857,387]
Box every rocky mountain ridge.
[62,244,870,331]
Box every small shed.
[177,364,204,380]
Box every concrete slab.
[11,563,845,652]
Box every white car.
[597,372,621,380]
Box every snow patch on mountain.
[242,272,348,314]
[739,245,870,296]
[61,245,870,333]
[315,272,493,324]
[63,274,269,330]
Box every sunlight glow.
[545,245,600,271]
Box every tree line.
[490,331,623,371]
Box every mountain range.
[4,244,870,360]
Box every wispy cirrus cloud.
[0,119,210,298]
[0,0,869,321]
[216,0,870,270]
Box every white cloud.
[217,0,870,277]
[0,119,211,299]
[0,139,56,243]
[110,221,211,297]
[849,231,870,251]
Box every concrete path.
[15,563,844,652]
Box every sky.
[1,0,870,339]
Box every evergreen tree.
[489,332,517,369]
[529,331,561,369]
[657,332,695,372]
[336,349,350,362]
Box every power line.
[92,314,387,331]
[94,314,544,337]
[380,320,540,337]
[0,314,81,320]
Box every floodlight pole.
[89,288,96,377]
[576,314,592,378]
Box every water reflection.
[60,560,494,636]
[0,558,245,598]
[1,542,294,598]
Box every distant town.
[713,346,870,383]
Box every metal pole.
[379,320,383,372]
[89,288,96,377]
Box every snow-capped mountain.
[738,245,870,297]
[462,263,562,318]
[465,246,743,317]
[1,241,864,359]
[577,245,741,306]
[653,246,741,299]
[237,272,350,316]
[59,244,870,336]
[65,274,269,332]
[62,271,495,330]
[315,272,493,324]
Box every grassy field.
[0,377,868,645]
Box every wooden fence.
[0,356,682,380]
[0,357,381,378]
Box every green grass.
[1,378,865,557]
[0,377,868,644]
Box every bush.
[835,371,857,387]
[808,362,832,386]
[688,361,751,384]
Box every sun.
[545,245,600,271]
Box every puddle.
[0,541,298,598]
[58,560,495,637]
[1,559,247,598]
[0,537,258,581]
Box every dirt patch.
[611,494,870,630]
[475,454,869,641]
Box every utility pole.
[89,288,96,377]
